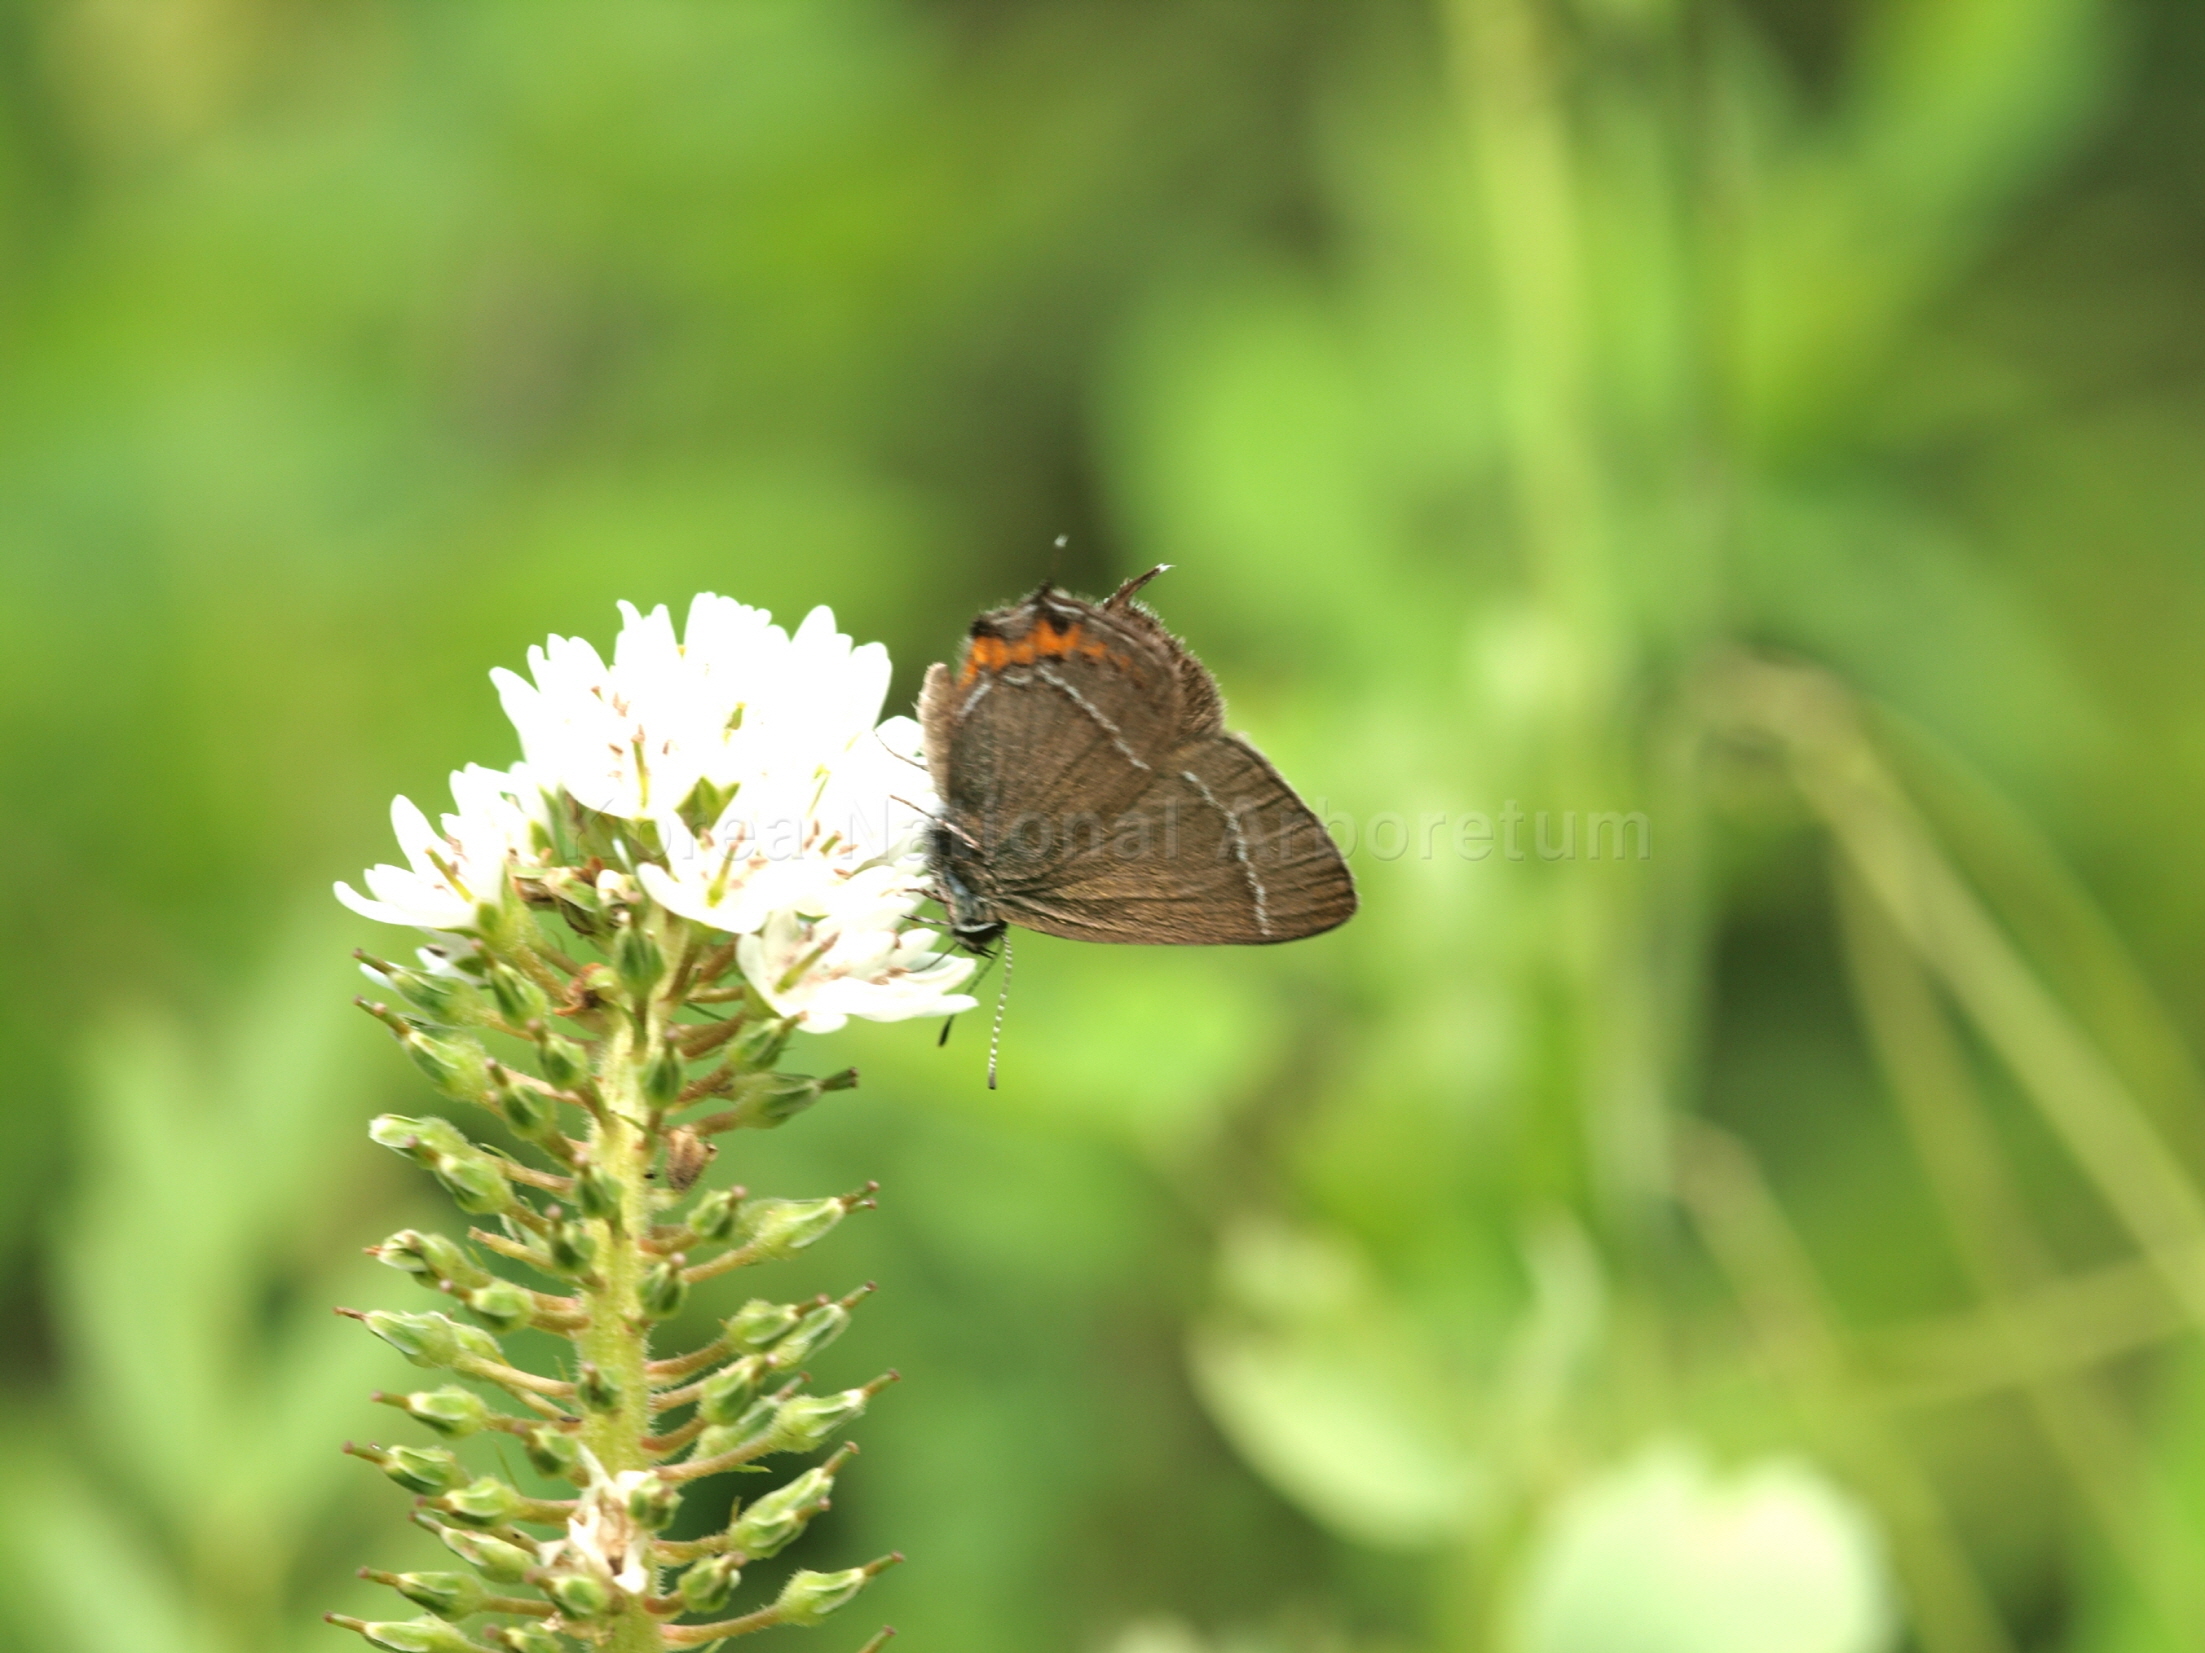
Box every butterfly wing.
[918,663,958,800]
[984,732,1357,945]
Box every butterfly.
[918,567,1357,950]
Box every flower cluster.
[329,598,946,1652]
[338,595,976,1032]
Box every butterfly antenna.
[875,728,930,773]
[986,939,1013,1091]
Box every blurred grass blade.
[1676,1122,2012,1653]
[1710,656,2205,1327]
[1833,861,2197,1636]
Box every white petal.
[334,880,430,928]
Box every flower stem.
[581,1017,664,1653]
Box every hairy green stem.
[580,1015,663,1653]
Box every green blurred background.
[3,0,2205,1649]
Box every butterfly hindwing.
[991,732,1354,944]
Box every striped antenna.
[987,938,1014,1091]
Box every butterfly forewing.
[926,604,1180,827]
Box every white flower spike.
[334,594,915,1648]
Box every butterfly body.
[919,569,1357,948]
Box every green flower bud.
[390,1445,467,1495]
[644,1040,687,1108]
[639,1257,688,1320]
[719,1067,859,1132]
[389,1570,489,1620]
[696,1379,813,1460]
[731,1016,796,1071]
[614,922,664,1000]
[545,1571,613,1619]
[345,1616,482,1653]
[774,1557,898,1627]
[679,1554,742,1615]
[538,866,603,924]
[723,1298,802,1352]
[765,1294,861,1374]
[694,1421,745,1462]
[547,1218,598,1275]
[423,1518,535,1583]
[462,1280,533,1335]
[485,1627,563,1653]
[352,1441,465,1495]
[686,1187,744,1243]
[382,1386,491,1438]
[373,960,493,1027]
[431,1150,513,1216]
[370,1229,438,1277]
[363,1309,500,1370]
[735,1197,848,1263]
[574,1163,621,1223]
[697,1355,767,1427]
[437,1475,526,1528]
[486,963,549,1026]
[470,889,525,946]
[768,1386,876,1456]
[524,1423,580,1480]
[400,1026,494,1103]
[491,1073,556,1139]
[559,952,615,1002]
[626,1473,681,1531]
[577,1362,621,1414]
[535,1030,589,1089]
[370,1114,473,1164]
[372,1231,492,1293]
[728,1458,841,1559]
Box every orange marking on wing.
[959,635,1010,685]
[1033,621,1085,658]
[961,619,1095,685]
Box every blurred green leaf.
[1507,1443,1898,1653]
[1193,1221,1484,1551]
[0,921,414,1652]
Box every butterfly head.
[926,822,1007,955]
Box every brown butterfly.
[918,568,1357,949]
